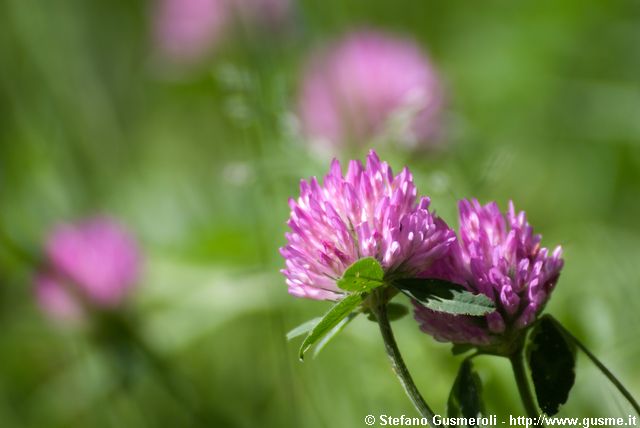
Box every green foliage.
[336,257,385,293]
[448,359,485,425]
[311,312,357,358]
[526,317,576,416]
[394,278,495,316]
[286,317,322,341]
[367,302,410,322]
[298,293,363,360]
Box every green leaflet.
[336,257,385,293]
[286,317,322,341]
[448,359,485,425]
[298,293,364,360]
[526,317,576,416]
[394,278,495,316]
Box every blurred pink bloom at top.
[299,30,444,150]
[35,218,141,320]
[154,0,228,62]
[153,0,292,63]
[232,0,292,28]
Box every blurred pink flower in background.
[153,0,292,63]
[298,30,444,150]
[35,218,141,321]
[153,0,228,63]
[154,0,228,61]
[232,0,292,29]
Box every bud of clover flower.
[414,199,564,347]
[35,218,141,321]
[298,30,444,151]
[280,150,455,301]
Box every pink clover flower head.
[280,150,455,301]
[35,217,141,320]
[298,30,444,150]
[414,199,564,346]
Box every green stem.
[549,316,640,416]
[372,289,436,424]
[510,351,542,420]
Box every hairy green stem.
[372,289,436,424]
[549,316,640,416]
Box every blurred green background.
[1,0,640,427]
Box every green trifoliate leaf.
[312,312,357,358]
[298,293,363,360]
[447,359,485,425]
[526,317,576,416]
[394,278,495,316]
[337,257,384,292]
[286,317,322,341]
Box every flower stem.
[510,351,542,420]
[372,289,436,423]
[548,316,640,416]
